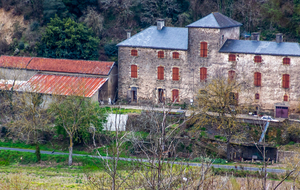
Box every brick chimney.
[276,33,283,43]
[157,19,165,30]
[125,29,131,39]
[251,32,260,41]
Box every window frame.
[172,67,179,81]
[254,72,261,87]
[172,52,179,59]
[283,57,290,65]
[158,51,165,58]
[200,67,207,82]
[282,74,290,88]
[131,65,138,78]
[254,55,262,63]
[131,49,138,56]
[157,66,164,80]
[200,42,208,57]
[228,54,236,62]
[172,89,179,103]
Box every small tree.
[192,69,245,160]
[37,15,100,60]
[49,95,106,166]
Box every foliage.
[37,15,100,60]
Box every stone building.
[0,56,118,103]
[117,12,300,118]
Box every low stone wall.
[277,150,300,163]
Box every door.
[131,87,137,103]
[276,106,288,118]
[158,89,164,103]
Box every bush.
[18,41,25,50]
[104,43,118,56]
[30,21,40,31]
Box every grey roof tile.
[117,26,188,50]
[187,12,242,29]
[219,39,300,56]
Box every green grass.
[104,107,142,114]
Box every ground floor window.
[172,89,179,103]
[158,88,165,103]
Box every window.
[200,67,207,81]
[228,70,236,82]
[131,49,138,56]
[172,52,179,59]
[283,57,290,65]
[172,67,179,81]
[200,42,208,57]
[229,54,236,62]
[158,51,164,58]
[254,72,261,86]
[157,66,164,80]
[282,74,290,88]
[172,89,179,102]
[131,65,137,78]
[255,93,259,100]
[284,94,288,101]
[229,92,238,105]
[158,89,164,103]
[254,55,262,63]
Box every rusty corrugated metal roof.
[0,56,32,69]
[20,74,108,97]
[27,57,114,75]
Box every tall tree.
[37,15,100,60]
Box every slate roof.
[187,12,242,29]
[20,74,108,97]
[219,39,300,56]
[117,26,188,50]
[0,56,31,69]
[27,57,115,75]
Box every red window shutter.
[228,70,235,82]
[254,55,262,63]
[283,58,290,65]
[255,93,259,100]
[284,94,288,101]
[158,51,164,58]
[173,52,179,59]
[282,74,290,88]
[157,66,164,80]
[200,42,207,57]
[229,54,236,61]
[200,67,207,81]
[172,67,179,81]
[254,72,261,86]
[131,65,137,78]
[172,89,179,102]
[131,49,138,56]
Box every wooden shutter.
[172,89,179,102]
[131,49,138,56]
[158,51,164,58]
[131,65,137,78]
[254,55,262,63]
[254,72,261,86]
[200,42,207,57]
[284,94,288,101]
[173,52,179,59]
[172,67,179,81]
[283,58,290,65]
[282,74,290,88]
[200,67,207,81]
[229,54,236,61]
[157,66,164,80]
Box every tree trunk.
[226,140,231,161]
[69,137,73,166]
[35,144,41,162]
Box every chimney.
[157,19,165,30]
[125,29,131,39]
[276,33,283,43]
[251,32,260,41]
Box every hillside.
[0,0,300,61]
